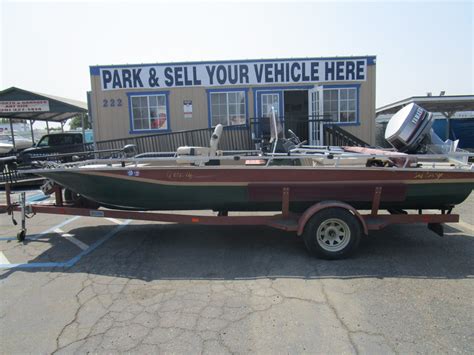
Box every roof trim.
[376,95,474,115]
[0,87,87,122]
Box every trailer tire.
[302,208,361,260]
[64,189,100,209]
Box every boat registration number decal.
[414,172,444,180]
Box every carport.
[0,87,88,152]
[376,94,474,142]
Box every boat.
[0,133,33,156]
[22,103,474,213]
[2,104,473,260]
[30,155,474,212]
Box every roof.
[0,87,87,122]
[376,95,474,116]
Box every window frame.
[127,91,171,134]
[206,88,249,128]
[321,84,360,126]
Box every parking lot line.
[105,217,125,225]
[0,251,10,265]
[0,219,131,270]
[54,228,89,250]
[27,216,82,241]
[457,220,474,234]
[0,216,82,241]
[65,219,131,267]
[26,193,49,203]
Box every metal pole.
[46,120,50,134]
[81,113,86,137]
[30,120,35,144]
[9,118,16,152]
[61,121,64,133]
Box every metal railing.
[92,117,370,155]
[95,125,253,154]
[323,125,370,147]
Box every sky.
[1,0,473,111]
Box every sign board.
[0,100,50,113]
[183,100,192,119]
[99,59,368,91]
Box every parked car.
[0,133,34,156]
[18,131,93,163]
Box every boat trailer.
[0,180,459,259]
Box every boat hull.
[38,166,474,211]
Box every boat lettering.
[414,172,444,180]
[166,171,193,180]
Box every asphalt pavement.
[0,190,473,354]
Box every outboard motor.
[385,103,458,154]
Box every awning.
[0,87,87,122]
[376,95,474,116]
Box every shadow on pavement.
[1,222,473,281]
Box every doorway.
[284,90,309,142]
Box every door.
[308,86,324,145]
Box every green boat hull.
[39,169,474,212]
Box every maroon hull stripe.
[82,167,474,186]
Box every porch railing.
[95,125,254,154]
[323,125,370,147]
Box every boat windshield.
[269,106,284,142]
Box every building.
[89,56,376,145]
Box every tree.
[69,114,91,130]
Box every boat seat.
[176,124,223,164]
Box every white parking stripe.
[456,221,474,234]
[0,252,10,265]
[105,218,124,225]
[54,228,89,251]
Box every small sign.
[0,100,50,113]
[184,100,192,119]
[89,210,105,217]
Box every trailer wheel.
[64,189,100,209]
[302,208,361,260]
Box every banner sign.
[99,59,367,91]
[0,100,50,113]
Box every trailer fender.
[297,201,368,236]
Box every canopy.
[0,86,87,122]
[376,95,474,116]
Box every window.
[210,91,246,126]
[130,94,169,132]
[261,93,280,118]
[323,87,357,123]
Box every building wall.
[90,57,376,144]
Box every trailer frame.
[0,181,459,258]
